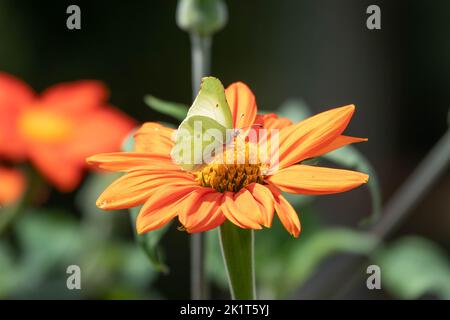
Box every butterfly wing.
[186,76,233,128]
[171,77,233,171]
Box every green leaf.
[277,98,313,123]
[118,244,158,291]
[129,207,170,274]
[281,228,377,295]
[0,243,17,296]
[17,210,83,265]
[76,172,121,223]
[376,236,450,299]
[121,128,137,152]
[219,220,255,299]
[282,192,314,208]
[12,210,84,293]
[144,95,188,121]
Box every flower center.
[18,107,73,144]
[195,141,266,192]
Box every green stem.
[189,33,212,300]
[190,34,211,95]
[219,221,256,300]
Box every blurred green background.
[0,0,449,299]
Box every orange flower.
[0,72,135,191]
[87,82,368,237]
[0,167,25,206]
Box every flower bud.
[176,0,228,36]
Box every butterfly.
[171,77,257,171]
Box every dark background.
[1,0,449,299]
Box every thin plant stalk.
[189,32,256,301]
[189,33,211,300]
[371,128,450,240]
[190,34,211,95]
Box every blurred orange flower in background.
[0,72,136,192]
[0,167,25,206]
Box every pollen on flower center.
[18,108,73,143]
[195,141,266,192]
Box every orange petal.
[234,189,266,226]
[188,210,225,233]
[137,200,183,234]
[268,185,301,237]
[139,184,203,217]
[0,73,34,160]
[177,188,214,226]
[276,105,356,169]
[66,107,135,164]
[179,190,223,232]
[29,147,82,192]
[133,122,175,155]
[136,185,203,234]
[41,80,108,114]
[267,164,369,195]
[254,113,293,130]
[247,183,274,227]
[0,72,35,106]
[221,191,263,229]
[225,82,257,129]
[86,152,180,172]
[97,170,197,210]
[0,167,25,206]
[307,135,367,159]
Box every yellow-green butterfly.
[171,77,234,171]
